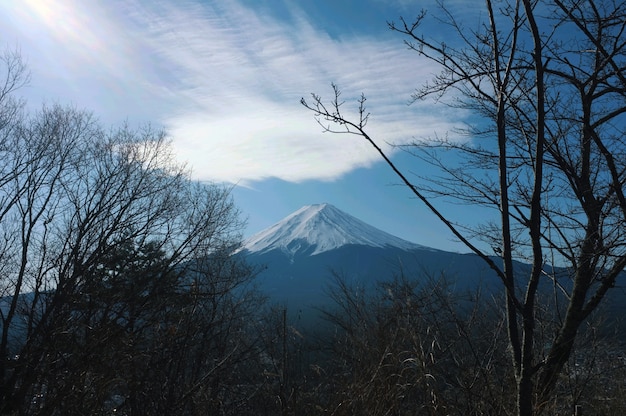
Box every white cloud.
[0,0,463,184]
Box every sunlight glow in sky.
[0,0,476,251]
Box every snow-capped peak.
[242,203,429,256]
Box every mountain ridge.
[241,203,434,257]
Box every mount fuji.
[240,204,626,331]
[239,204,500,311]
[242,203,432,257]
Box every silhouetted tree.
[0,48,261,415]
[303,1,626,414]
[319,274,512,415]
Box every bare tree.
[318,273,512,415]
[0,50,260,415]
[302,1,626,414]
[24,240,262,415]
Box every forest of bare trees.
[0,48,267,415]
[2,1,626,415]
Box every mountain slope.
[239,204,504,314]
[242,203,432,256]
[240,204,626,335]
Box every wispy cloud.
[0,0,462,185]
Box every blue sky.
[0,0,488,252]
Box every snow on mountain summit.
[242,203,429,256]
